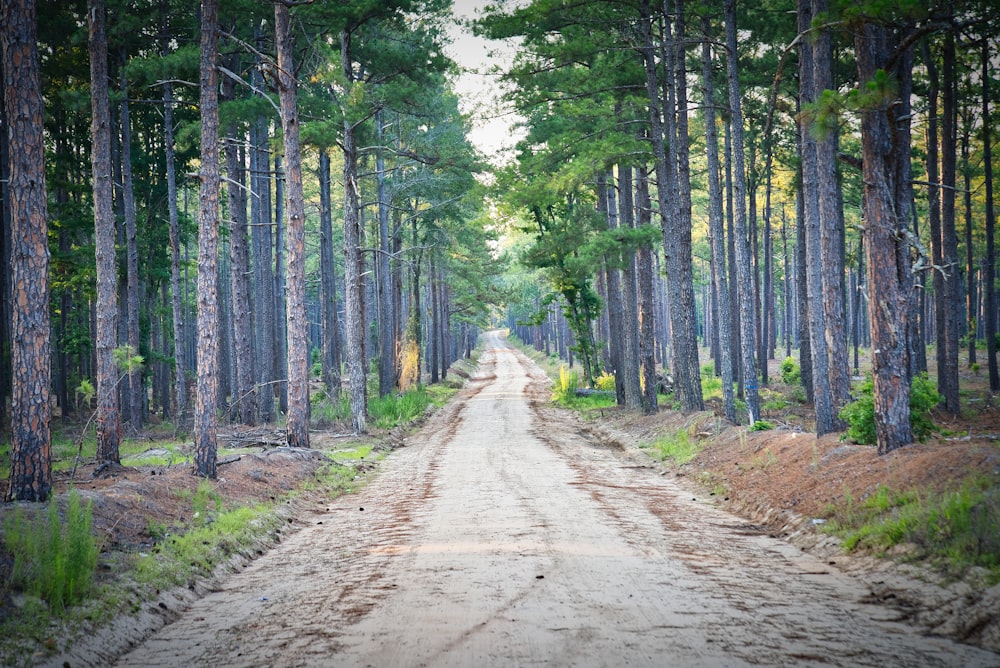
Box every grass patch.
[4,490,99,614]
[822,479,1000,582]
[369,387,435,429]
[645,428,701,465]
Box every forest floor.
[3,337,1000,666]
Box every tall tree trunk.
[273,154,288,413]
[341,33,367,433]
[429,252,440,385]
[118,51,143,432]
[636,167,658,414]
[598,172,624,400]
[723,0,760,424]
[89,0,120,465]
[638,0,702,411]
[375,109,396,396]
[855,20,916,454]
[939,32,960,414]
[982,37,998,390]
[251,24,275,423]
[618,165,643,411]
[275,1,309,449]
[963,115,976,366]
[224,116,256,425]
[318,150,341,398]
[2,0,52,501]
[812,0,850,419]
[924,39,946,399]
[163,71,186,422]
[701,17,736,424]
[671,0,701,405]
[799,0,836,434]
[194,0,221,478]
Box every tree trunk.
[982,37,998,390]
[2,0,52,501]
[274,154,288,413]
[618,165,643,411]
[723,0,760,424]
[924,39,946,399]
[701,17,736,424]
[798,0,836,435]
[251,24,275,423]
[341,32,368,433]
[225,133,256,425]
[194,0,221,478]
[963,113,976,367]
[855,20,915,454]
[812,0,850,420]
[638,0,702,411]
[939,32,960,414]
[118,51,143,432]
[319,150,341,399]
[163,73,186,422]
[276,1,309,449]
[375,109,396,396]
[88,0,120,465]
[636,167,658,414]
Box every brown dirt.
[3,336,1000,666]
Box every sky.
[444,1,525,163]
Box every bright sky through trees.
[446,0,524,163]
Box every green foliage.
[839,373,941,445]
[369,388,434,429]
[750,420,775,432]
[779,357,800,385]
[4,490,99,613]
[113,345,144,373]
[594,371,615,392]
[552,365,579,403]
[646,428,701,465]
[824,480,1000,581]
[75,378,95,408]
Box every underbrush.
[644,427,702,465]
[821,477,1000,583]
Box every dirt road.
[105,332,997,667]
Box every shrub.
[839,373,941,445]
[780,357,800,385]
[4,490,99,613]
[552,365,578,403]
[594,371,615,392]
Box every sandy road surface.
[107,331,998,667]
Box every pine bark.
[635,166,658,414]
[88,0,121,464]
[982,38,998,390]
[3,0,53,501]
[224,110,256,425]
[194,0,221,478]
[939,33,960,414]
[638,0,701,411]
[812,0,850,420]
[617,165,643,411]
[163,73,186,421]
[798,0,836,434]
[276,1,309,449]
[318,150,341,398]
[723,0,760,424]
[855,20,915,453]
[341,32,367,433]
[376,109,396,396]
[701,18,736,424]
[250,102,275,422]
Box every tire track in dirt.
[100,331,999,668]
